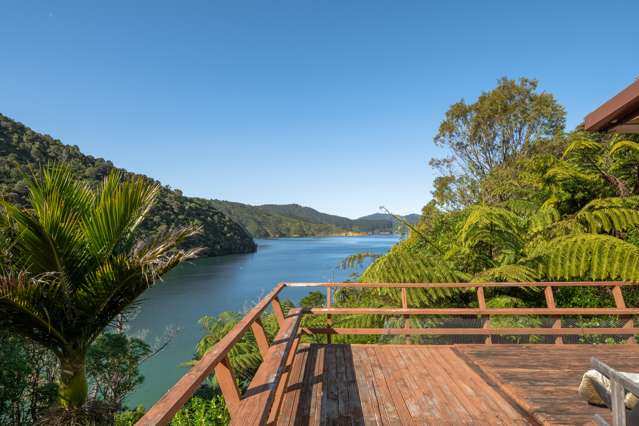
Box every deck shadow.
[291,344,364,424]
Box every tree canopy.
[431,77,566,210]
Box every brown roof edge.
[584,78,639,132]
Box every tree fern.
[471,264,539,283]
[360,243,470,306]
[610,140,639,157]
[460,205,525,253]
[531,234,639,282]
[528,205,561,235]
[562,138,604,160]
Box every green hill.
[0,113,256,256]
[357,213,421,225]
[209,200,344,238]
[210,201,421,238]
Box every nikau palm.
[0,164,200,408]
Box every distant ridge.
[357,213,421,224]
[210,201,420,238]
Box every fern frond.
[562,139,604,159]
[577,208,639,233]
[472,264,539,283]
[580,196,639,211]
[610,140,639,157]
[459,205,525,253]
[360,246,470,306]
[531,234,639,282]
[544,163,599,183]
[338,252,380,270]
[528,206,561,235]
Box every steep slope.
[0,113,256,256]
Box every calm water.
[126,236,399,408]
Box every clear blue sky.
[2,1,638,218]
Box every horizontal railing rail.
[292,281,637,345]
[138,281,638,425]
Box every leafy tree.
[0,332,57,425]
[431,77,565,209]
[87,333,152,411]
[0,164,200,410]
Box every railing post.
[401,287,411,344]
[612,285,636,344]
[476,287,492,344]
[213,356,241,417]
[544,286,563,344]
[272,296,286,327]
[327,287,332,344]
[251,318,270,357]
[611,378,626,426]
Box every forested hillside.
[0,113,256,256]
[211,201,420,238]
[209,200,345,237]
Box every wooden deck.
[137,282,639,426]
[275,344,639,425]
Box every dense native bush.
[0,332,153,426]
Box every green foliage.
[0,332,58,425]
[191,310,280,391]
[210,201,418,238]
[299,291,326,308]
[535,234,639,282]
[0,330,154,425]
[114,405,146,426]
[171,396,229,426]
[430,77,565,210]
[361,79,639,311]
[338,252,380,270]
[87,333,151,411]
[0,163,199,409]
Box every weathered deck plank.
[455,345,639,426]
[276,344,535,425]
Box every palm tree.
[0,164,201,409]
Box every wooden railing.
[137,281,638,425]
[137,283,302,426]
[290,281,639,343]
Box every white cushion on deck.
[579,369,639,409]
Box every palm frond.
[82,172,159,258]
